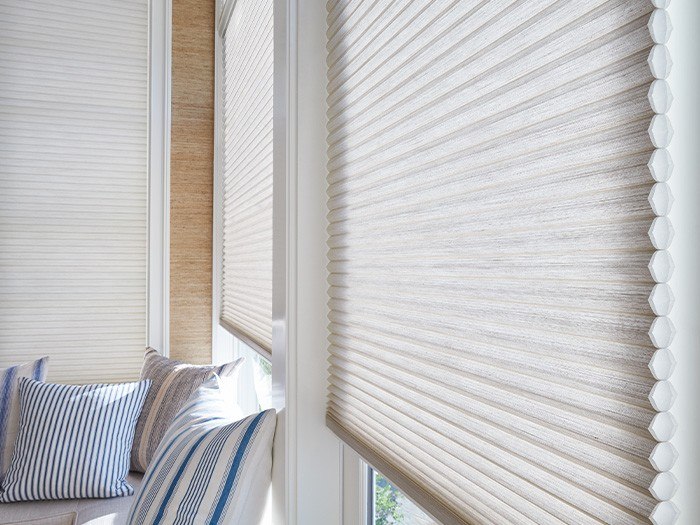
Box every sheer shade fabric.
[219,0,274,357]
[326,1,677,524]
[0,0,148,383]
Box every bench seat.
[0,473,142,525]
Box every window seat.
[0,473,142,525]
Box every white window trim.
[345,448,447,525]
[342,447,370,525]
[270,0,296,521]
[667,1,700,519]
[148,0,171,356]
[288,0,343,521]
[212,0,225,364]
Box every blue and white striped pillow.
[0,378,151,502]
[0,357,48,485]
[127,376,277,525]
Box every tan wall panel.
[169,0,214,363]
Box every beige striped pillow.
[129,348,244,472]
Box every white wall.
[668,1,700,522]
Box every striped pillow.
[0,357,48,485]
[127,377,276,525]
[0,378,150,502]
[130,348,243,472]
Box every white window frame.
[212,0,226,365]
[342,447,370,525]
[277,0,344,522]
[270,0,296,521]
[667,1,700,520]
[345,449,443,525]
[148,0,171,356]
[212,0,279,364]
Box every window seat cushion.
[0,473,142,525]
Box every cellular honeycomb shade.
[325,1,678,524]
[0,0,149,383]
[219,0,274,358]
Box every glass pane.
[371,470,438,525]
[214,325,272,415]
[251,350,272,410]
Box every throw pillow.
[0,378,150,501]
[0,357,48,484]
[130,348,243,472]
[127,376,276,525]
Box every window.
[371,470,436,525]
[216,0,274,359]
[326,1,674,523]
[213,0,274,441]
[0,0,151,383]
[214,325,272,416]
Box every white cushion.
[127,376,276,525]
[0,357,48,484]
[0,473,142,525]
[3,512,76,525]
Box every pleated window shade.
[219,0,274,358]
[326,1,678,524]
[0,0,148,383]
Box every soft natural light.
[215,325,273,416]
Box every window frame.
[342,446,371,525]
[212,0,226,365]
[148,0,171,356]
[0,0,167,378]
[213,0,275,361]
[345,447,441,525]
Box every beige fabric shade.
[0,0,149,383]
[219,0,274,358]
[325,1,677,523]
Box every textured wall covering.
[169,0,215,363]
